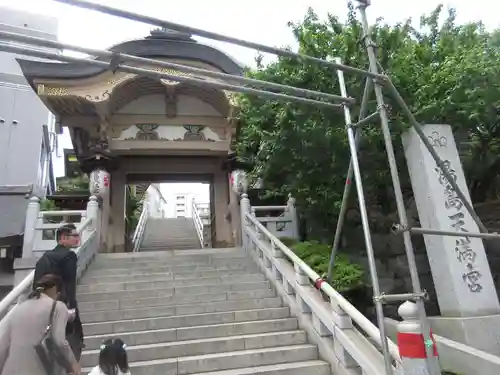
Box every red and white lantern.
[230,170,247,194]
[89,169,110,197]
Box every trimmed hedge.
[279,237,365,293]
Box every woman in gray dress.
[0,274,81,375]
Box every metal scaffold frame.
[2,0,499,373]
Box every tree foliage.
[236,3,500,239]
[56,175,90,193]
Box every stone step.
[144,232,198,236]
[79,288,276,312]
[142,239,200,245]
[78,280,272,302]
[140,246,202,251]
[91,255,249,269]
[95,247,242,258]
[81,330,307,368]
[141,243,201,248]
[81,297,283,323]
[143,236,198,240]
[141,242,200,247]
[80,266,261,285]
[84,261,257,277]
[181,361,330,375]
[84,318,299,350]
[83,345,318,375]
[83,307,290,335]
[78,273,265,293]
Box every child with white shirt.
[88,339,131,375]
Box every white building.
[144,184,167,218]
[161,183,210,219]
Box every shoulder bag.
[35,299,74,375]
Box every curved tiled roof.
[16,28,244,83]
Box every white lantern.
[230,170,247,194]
[89,169,110,197]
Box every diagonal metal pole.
[356,2,441,374]
[327,74,372,283]
[335,57,394,375]
[0,43,342,110]
[51,0,386,80]
[0,30,352,105]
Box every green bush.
[279,237,299,248]
[40,199,58,211]
[280,239,365,293]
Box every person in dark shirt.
[33,223,84,360]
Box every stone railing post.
[13,196,40,294]
[397,301,439,374]
[240,193,251,251]
[270,241,283,282]
[287,194,299,239]
[330,299,359,370]
[21,196,40,259]
[294,263,311,314]
[84,195,99,234]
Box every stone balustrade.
[0,196,101,324]
[132,201,149,252]
[191,198,205,248]
[33,209,87,255]
[251,194,299,240]
[240,192,402,375]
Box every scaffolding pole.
[0,44,342,110]
[49,0,489,237]
[335,58,394,375]
[51,0,385,80]
[327,74,372,283]
[403,226,500,240]
[356,2,441,374]
[5,1,494,373]
[0,30,353,105]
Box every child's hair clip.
[100,344,106,350]
[122,343,127,349]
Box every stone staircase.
[141,218,202,251]
[78,247,331,375]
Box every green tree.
[236,3,500,239]
[56,175,90,193]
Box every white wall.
[0,6,60,195]
[145,184,167,218]
[160,183,210,218]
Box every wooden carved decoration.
[95,118,110,150]
[85,90,111,102]
[164,86,177,118]
[181,125,206,141]
[37,84,68,96]
[135,124,160,140]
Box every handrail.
[252,205,287,211]
[132,201,149,252]
[191,198,204,248]
[0,216,95,320]
[40,210,86,217]
[244,212,401,364]
[257,217,292,223]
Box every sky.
[1,0,498,180]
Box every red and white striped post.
[397,301,440,375]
